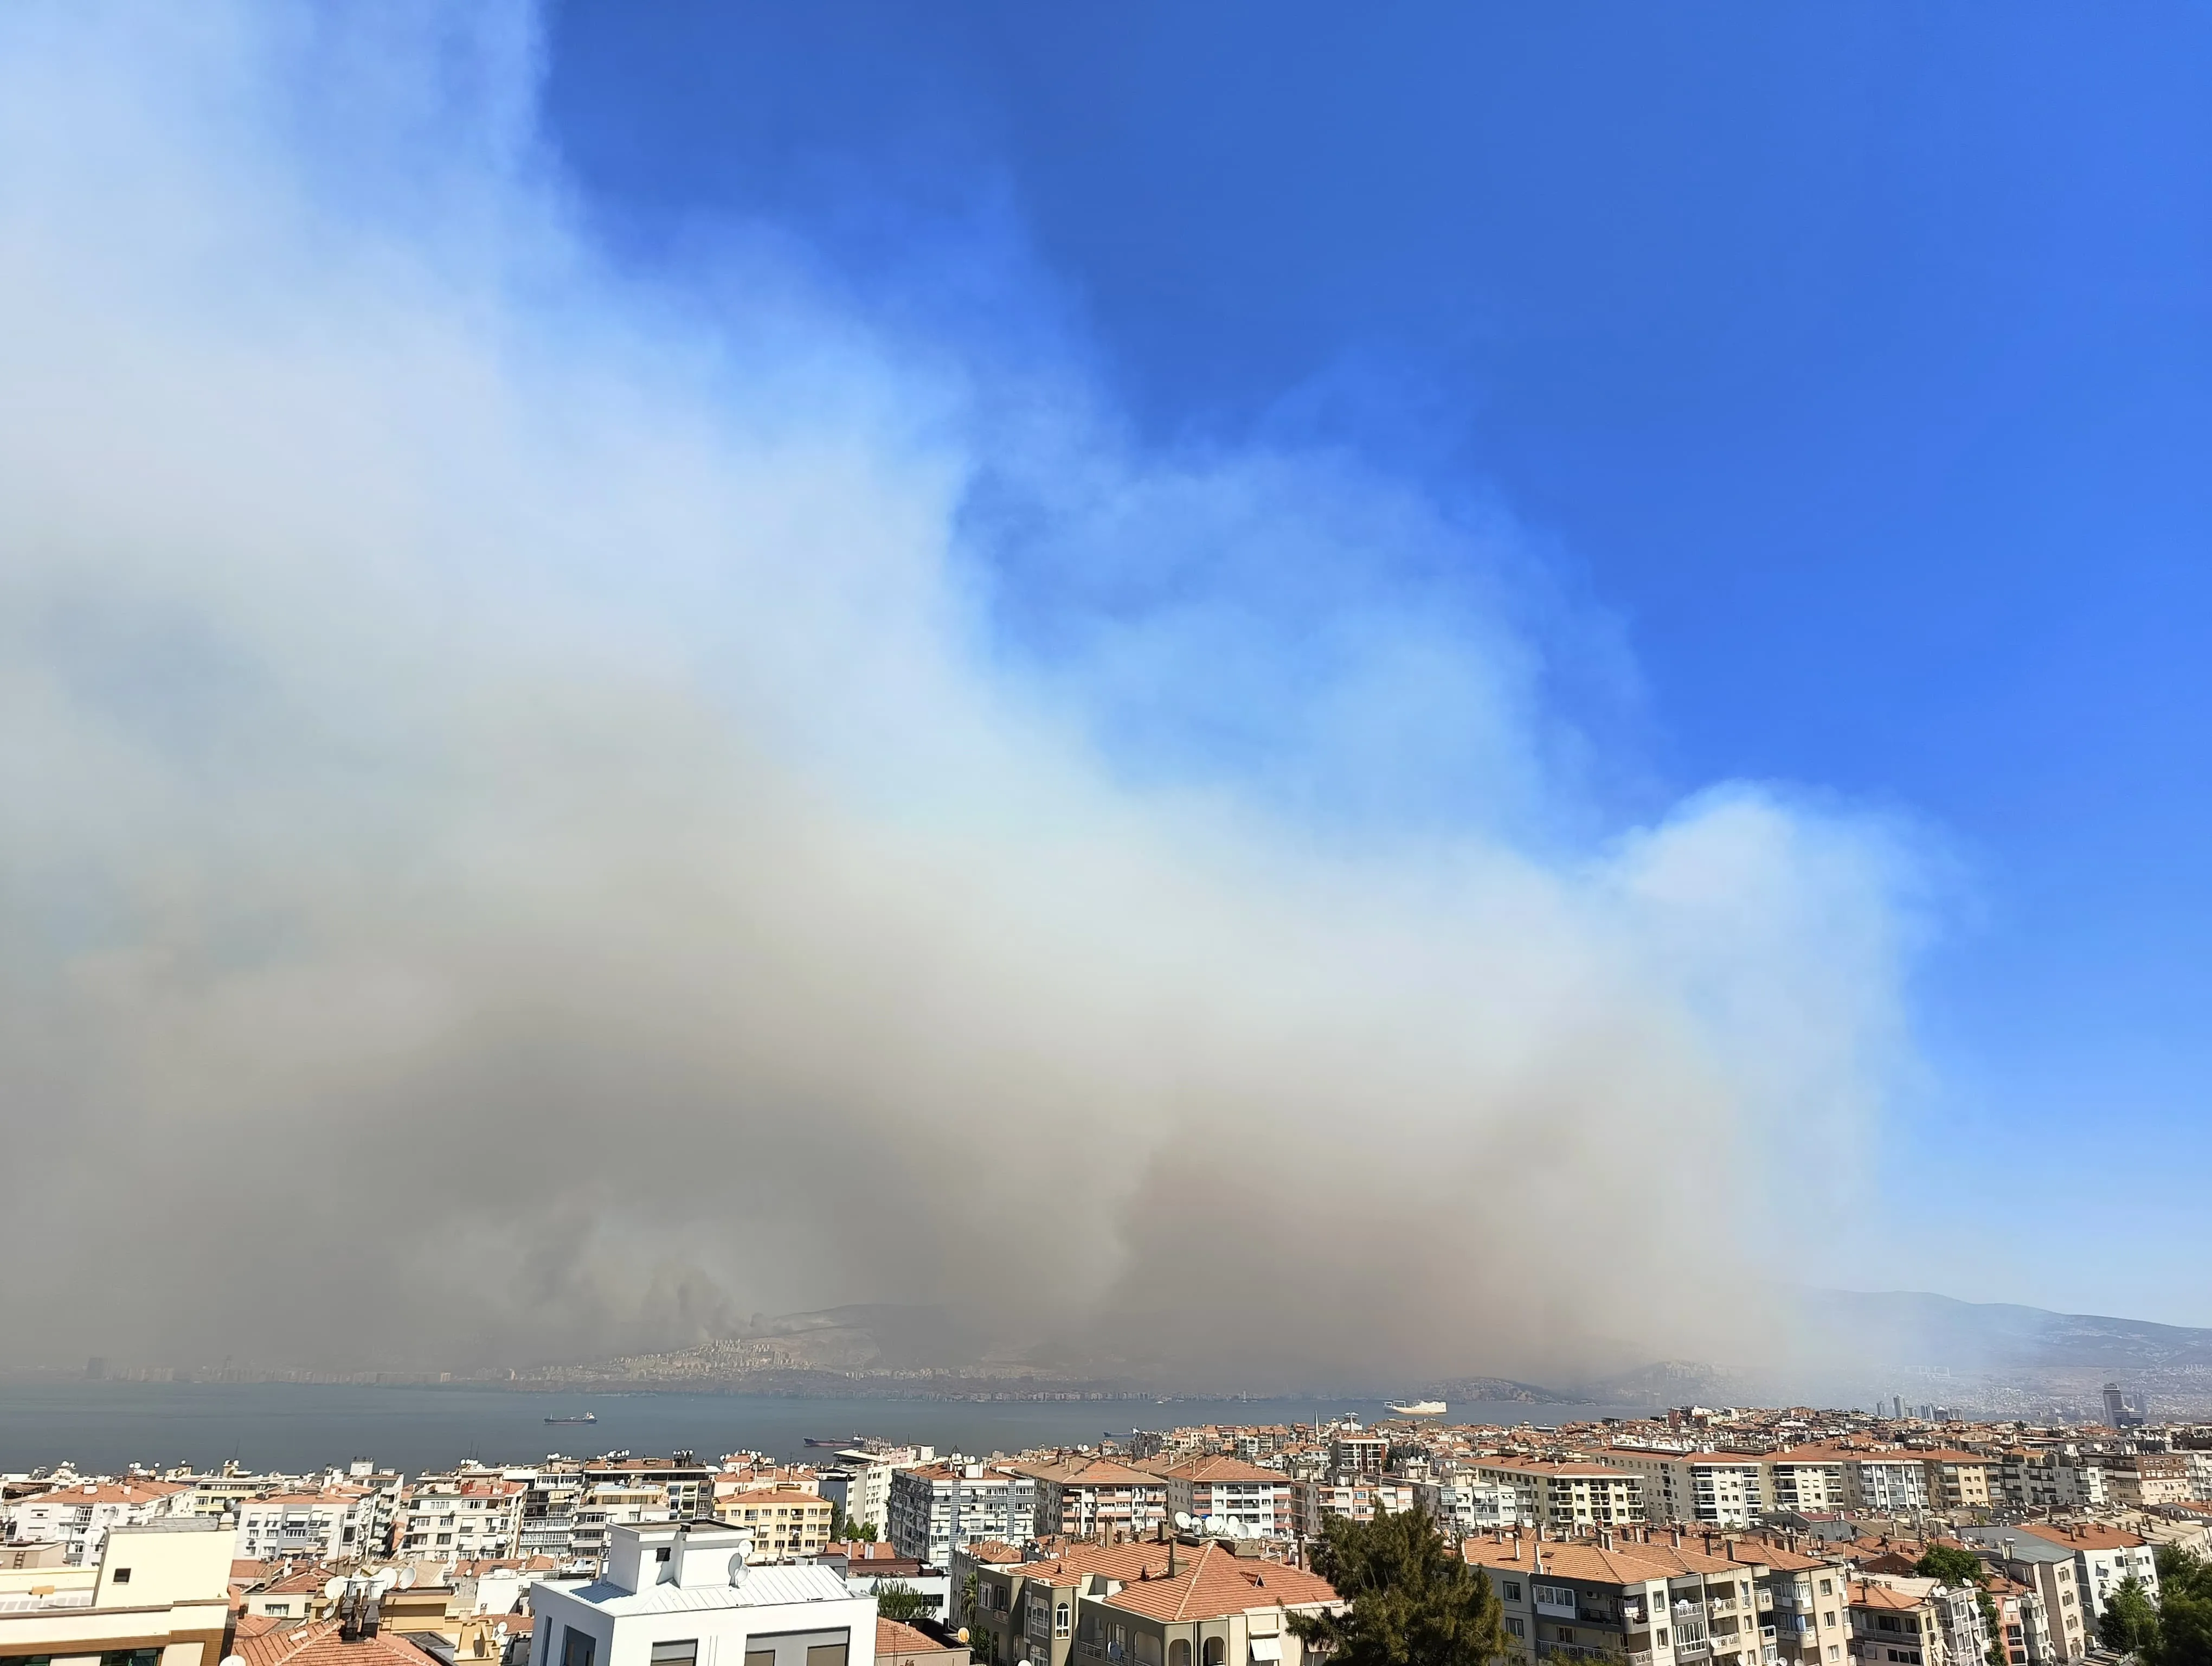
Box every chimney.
[1673,1528,1683,1548]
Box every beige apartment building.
[1606,1454,1765,1528]
[1148,1456,1293,1540]
[0,1518,233,1666]
[1471,1460,1646,1533]
[394,1477,526,1560]
[1765,1450,1849,1515]
[1467,1529,1769,1666]
[1015,1457,1168,1543]
[1914,1454,1996,1516]
[717,1487,836,1558]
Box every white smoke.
[0,2,1924,1387]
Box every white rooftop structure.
[533,1523,876,1666]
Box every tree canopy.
[1289,1509,1509,1666]
[2142,1547,2212,1666]
[1915,1547,1985,1588]
[874,1580,934,1624]
[2102,1577,2164,1660]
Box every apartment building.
[1729,1537,1851,1666]
[395,1477,526,1560]
[889,1464,1039,1565]
[1913,1455,1996,1516]
[715,1488,834,1559]
[2100,1453,2191,1509]
[1090,1540,1339,1666]
[571,1482,677,1565]
[1150,1456,1292,1540]
[2011,1523,2158,1622]
[2,1479,190,1566]
[1467,1529,1767,1666]
[1984,1576,2056,1666]
[1841,1459,1929,1516]
[1607,1454,1764,1528]
[533,1522,875,1666]
[234,1488,382,1562]
[1015,1457,1168,1544]
[1957,1534,2088,1663]
[1329,1435,1388,1479]
[1471,1461,1644,1533]
[1848,1580,1950,1666]
[1862,1576,1993,1666]
[1996,1451,2105,1513]
[970,1541,1178,1666]
[0,1519,232,1666]
[1765,1451,1848,1515]
[1416,1479,1522,1536]
[815,1447,934,1540]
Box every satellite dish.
[323,1578,347,1602]
[957,1632,970,1646]
[371,1571,400,1595]
[1173,1513,1193,1532]
[727,1553,751,1588]
[1203,1517,1226,1536]
[496,1625,510,1641]
[398,1567,420,1590]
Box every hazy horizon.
[4,4,2207,1387]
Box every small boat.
[545,1412,599,1424]
[1386,1400,1447,1417]
[803,1436,858,1449]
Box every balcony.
[1758,1594,1774,1613]
[1675,1638,1712,1659]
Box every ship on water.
[544,1412,599,1424]
[1386,1399,1446,1417]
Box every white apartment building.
[1472,1461,1643,1531]
[1842,1458,1929,1516]
[887,1464,1037,1566]
[1150,1454,1293,1539]
[1606,1453,1763,1527]
[814,1449,932,1539]
[1416,1479,1522,1536]
[532,1521,875,1666]
[233,1488,382,1562]
[1766,1450,1848,1514]
[396,1476,528,1560]
[3,1480,191,1566]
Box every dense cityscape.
[9,1394,2212,1666]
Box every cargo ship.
[544,1412,599,1424]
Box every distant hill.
[1799,1290,2212,1369]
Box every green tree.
[2102,1576,2163,1660]
[1915,1547,1984,1587]
[2151,1546,2212,1666]
[875,1580,935,1624]
[1289,1509,1509,1666]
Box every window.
[657,1547,673,1563]
[1057,1604,1072,1638]
[1507,1620,1526,1639]
[1505,1582,1523,1601]
[112,1569,131,1584]
[653,1644,699,1666]
[1203,1641,1225,1666]
[1171,1643,1192,1666]
[747,1654,775,1666]
[807,1646,848,1666]
[563,1631,597,1666]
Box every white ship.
[1387,1399,1447,1417]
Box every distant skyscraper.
[85,1355,106,1380]
[2102,1383,2145,1428]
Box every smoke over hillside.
[0,3,1924,1389]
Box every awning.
[1249,1641,1283,1662]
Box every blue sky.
[540,1,2212,1316]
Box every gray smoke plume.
[0,3,1923,1389]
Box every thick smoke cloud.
[0,3,1920,1389]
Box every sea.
[0,1383,1619,1476]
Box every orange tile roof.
[2016,1523,2146,1552]
[1148,1456,1285,1485]
[876,1619,963,1664]
[1101,1543,1335,1623]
